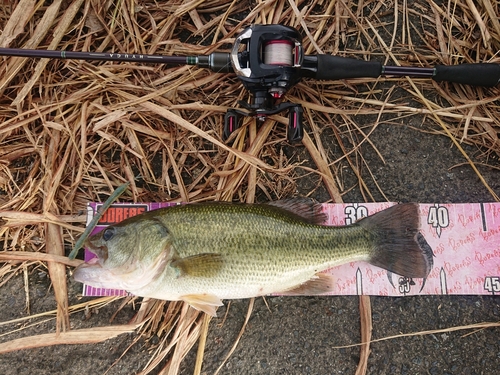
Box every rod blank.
[0,47,190,65]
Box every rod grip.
[314,55,383,80]
[433,64,500,87]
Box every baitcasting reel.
[224,24,305,142]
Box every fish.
[73,199,433,316]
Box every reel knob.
[224,110,240,140]
[287,105,303,142]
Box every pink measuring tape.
[81,202,500,298]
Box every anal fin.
[280,273,334,296]
[181,293,223,317]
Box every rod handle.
[313,55,382,80]
[433,64,500,87]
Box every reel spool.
[264,40,295,66]
[225,24,305,142]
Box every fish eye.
[102,227,115,241]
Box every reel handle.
[223,105,305,143]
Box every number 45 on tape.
[484,277,500,294]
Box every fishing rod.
[1,24,499,142]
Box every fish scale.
[166,204,371,268]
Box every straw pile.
[0,0,499,374]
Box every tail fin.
[358,203,433,278]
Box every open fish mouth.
[72,241,112,286]
[84,240,108,264]
[73,251,126,289]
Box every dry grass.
[0,0,499,374]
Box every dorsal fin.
[266,198,327,225]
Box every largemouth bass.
[73,200,433,316]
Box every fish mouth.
[73,258,100,284]
[73,243,118,288]
[73,259,123,289]
[84,239,108,264]
[73,241,105,283]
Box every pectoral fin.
[181,293,223,317]
[171,253,223,277]
[280,273,334,296]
